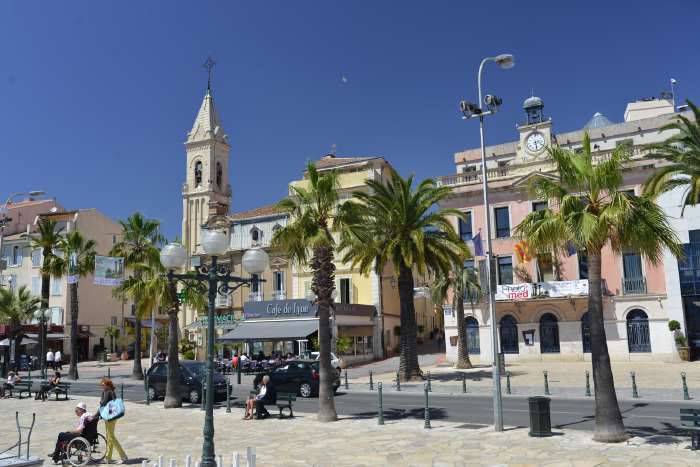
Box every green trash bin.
[528,396,552,437]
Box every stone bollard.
[462,373,467,394]
[246,447,256,467]
[369,370,374,391]
[543,370,550,396]
[682,372,691,401]
[585,370,591,397]
[226,378,231,413]
[423,382,431,429]
[396,371,401,392]
[427,371,432,392]
[232,453,240,467]
[345,370,349,390]
[506,371,511,395]
[631,371,639,398]
[378,382,384,425]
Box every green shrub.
[183,350,195,360]
[668,320,681,332]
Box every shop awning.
[0,337,39,346]
[25,333,67,340]
[218,319,318,342]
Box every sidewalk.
[1,395,697,466]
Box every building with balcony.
[439,94,692,363]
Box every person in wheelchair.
[49,402,94,463]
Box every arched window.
[251,228,260,243]
[626,309,651,353]
[499,315,519,354]
[539,313,560,353]
[465,316,480,355]
[581,311,591,353]
[194,161,203,186]
[216,162,222,188]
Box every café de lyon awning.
[218,319,319,342]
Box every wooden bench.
[681,408,700,450]
[12,381,33,399]
[50,382,71,400]
[276,392,296,419]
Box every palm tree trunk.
[588,250,627,442]
[12,331,23,372]
[164,282,182,408]
[455,294,472,369]
[311,244,338,422]
[69,282,79,380]
[132,313,144,380]
[398,265,422,381]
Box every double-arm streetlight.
[159,225,269,467]
[459,53,514,432]
[33,308,52,378]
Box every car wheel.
[299,382,313,398]
[189,389,200,404]
[147,386,157,401]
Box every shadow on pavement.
[345,407,447,421]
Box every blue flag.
[565,241,577,257]
[472,231,484,257]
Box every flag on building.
[565,241,577,257]
[514,239,532,262]
[472,231,484,257]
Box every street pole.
[201,255,218,467]
[477,57,504,432]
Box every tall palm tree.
[272,163,343,422]
[431,255,480,369]
[339,169,465,381]
[514,132,682,442]
[643,100,700,213]
[30,218,64,374]
[0,286,41,368]
[54,231,96,380]
[110,213,164,380]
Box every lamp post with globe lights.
[33,308,52,379]
[160,224,269,467]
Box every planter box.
[678,346,691,361]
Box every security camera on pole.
[459,53,514,432]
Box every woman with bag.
[98,378,128,464]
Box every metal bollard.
[427,371,432,392]
[345,370,349,390]
[145,374,150,405]
[108,367,111,379]
[246,447,256,467]
[201,383,205,410]
[506,371,511,395]
[423,382,431,429]
[462,373,467,393]
[226,378,231,413]
[237,362,241,385]
[377,382,384,425]
[369,370,374,391]
[396,371,401,392]
[631,371,639,398]
[585,370,591,397]
[543,370,550,396]
[682,372,690,401]
[120,382,124,400]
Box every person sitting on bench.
[36,371,61,401]
[246,375,277,420]
[49,402,92,463]
[1,371,20,398]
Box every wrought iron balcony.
[622,277,647,295]
[271,290,286,300]
[247,291,264,302]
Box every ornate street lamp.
[33,307,52,378]
[160,223,269,467]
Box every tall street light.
[160,223,269,467]
[459,53,514,432]
[34,308,52,379]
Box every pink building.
[438,95,689,362]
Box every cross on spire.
[203,56,217,92]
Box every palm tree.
[514,132,682,442]
[0,286,41,368]
[53,231,97,380]
[110,213,164,380]
[272,163,343,422]
[643,100,700,213]
[339,169,465,381]
[431,255,480,369]
[30,218,64,374]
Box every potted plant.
[669,320,691,361]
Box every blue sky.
[1,1,697,241]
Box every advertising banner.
[496,283,533,301]
[540,279,589,297]
[94,256,125,286]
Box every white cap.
[75,402,87,411]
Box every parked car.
[145,361,229,403]
[254,360,340,398]
[309,351,342,372]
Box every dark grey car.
[145,361,228,403]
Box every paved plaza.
[2,393,699,466]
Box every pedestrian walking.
[98,377,128,464]
[46,348,55,371]
[54,349,62,371]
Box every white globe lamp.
[160,243,188,270]
[242,247,269,275]
[201,228,228,256]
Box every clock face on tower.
[526,132,546,154]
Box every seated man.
[1,371,20,398]
[254,375,277,420]
[49,402,92,463]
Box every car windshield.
[181,362,205,377]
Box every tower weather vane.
[203,56,217,90]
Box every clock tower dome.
[516,95,553,161]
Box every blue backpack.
[100,398,125,421]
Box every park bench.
[680,408,700,450]
[11,381,33,399]
[49,382,71,400]
[276,392,295,419]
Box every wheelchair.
[61,418,107,466]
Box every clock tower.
[516,95,553,161]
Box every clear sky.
[1,1,697,240]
